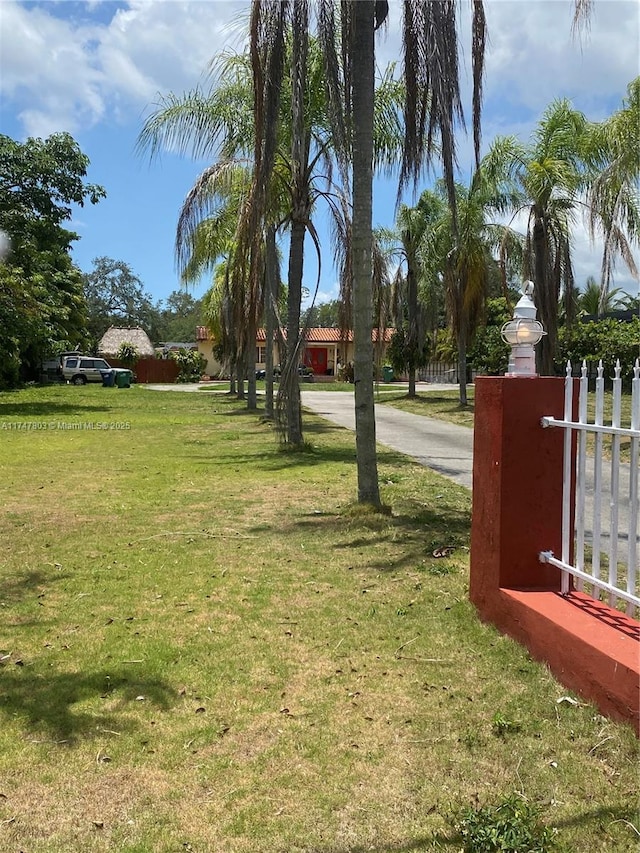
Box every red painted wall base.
[480,588,639,733]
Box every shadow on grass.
[306,832,458,852]
[185,417,406,470]
[186,444,409,472]
[0,666,175,743]
[0,568,71,605]
[287,503,470,573]
[385,392,474,411]
[0,400,111,417]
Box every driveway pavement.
[301,386,474,489]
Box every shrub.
[454,793,561,853]
[116,341,140,369]
[387,327,431,378]
[468,298,512,376]
[171,347,206,383]
[557,317,640,387]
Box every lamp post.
[501,281,546,376]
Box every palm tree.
[435,172,524,404]
[331,0,486,502]
[139,46,342,425]
[138,52,268,406]
[585,77,640,313]
[482,100,590,374]
[578,275,625,317]
[380,191,446,396]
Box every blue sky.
[1,0,638,309]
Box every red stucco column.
[469,376,639,731]
[470,376,569,615]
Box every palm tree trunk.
[264,224,277,420]
[246,316,257,409]
[285,218,305,446]
[352,0,380,507]
[533,215,556,376]
[407,265,418,398]
[457,307,468,406]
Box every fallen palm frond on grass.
[0,385,637,853]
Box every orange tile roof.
[198,326,393,343]
[257,328,393,343]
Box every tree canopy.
[83,256,161,344]
[0,132,105,388]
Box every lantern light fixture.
[501,281,546,376]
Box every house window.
[255,346,266,364]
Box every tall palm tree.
[482,100,590,374]
[331,0,486,502]
[139,46,341,424]
[138,52,267,406]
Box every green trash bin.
[115,369,132,388]
[382,366,394,382]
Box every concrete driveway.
[301,386,474,489]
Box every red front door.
[305,347,328,375]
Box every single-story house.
[98,326,156,357]
[196,326,393,378]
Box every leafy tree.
[386,327,430,381]
[83,256,161,344]
[158,290,204,342]
[302,299,341,328]
[557,316,640,380]
[0,132,105,386]
[467,297,512,376]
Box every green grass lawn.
[0,384,637,852]
[377,387,476,429]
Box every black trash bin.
[101,369,116,387]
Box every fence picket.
[539,359,640,615]
[628,360,640,614]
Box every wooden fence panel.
[108,358,180,384]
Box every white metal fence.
[539,359,640,616]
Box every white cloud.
[484,0,639,117]
[0,0,248,137]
